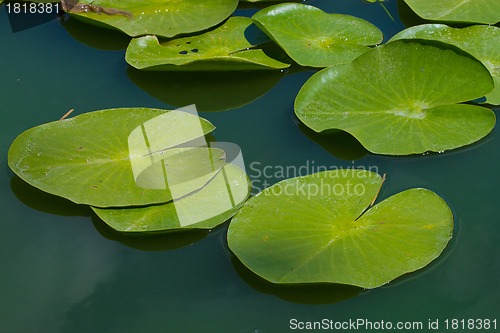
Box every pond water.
[0,1,498,332]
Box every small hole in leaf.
[179,50,188,55]
[186,41,191,44]
[191,49,199,53]
[176,44,180,47]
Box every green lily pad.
[93,164,250,232]
[403,0,500,24]
[295,40,495,155]
[8,108,217,207]
[126,17,289,71]
[252,3,383,67]
[61,0,238,37]
[390,24,500,105]
[228,169,453,288]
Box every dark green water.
[1,1,498,332]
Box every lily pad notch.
[295,40,496,155]
[252,3,384,67]
[228,169,454,288]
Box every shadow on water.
[10,176,209,251]
[60,15,131,50]
[237,0,306,10]
[297,122,368,160]
[231,256,363,304]
[91,214,209,251]
[396,0,429,28]
[397,0,480,29]
[127,68,285,112]
[10,176,90,217]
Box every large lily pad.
[61,0,239,37]
[403,0,500,24]
[8,108,217,207]
[390,24,500,105]
[295,40,495,155]
[93,164,250,232]
[126,17,290,71]
[228,169,453,288]
[252,3,383,67]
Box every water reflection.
[10,176,90,217]
[396,0,441,28]
[397,0,489,29]
[92,215,208,251]
[231,256,362,304]
[60,15,130,50]
[297,123,368,160]
[127,68,284,112]
[237,0,306,10]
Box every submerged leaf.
[295,41,495,155]
[8,108,216,207]
[62,0,239,37]
[403,0,500,24]
[252,3,383,67]
[228,169,453,288]
[390,24,500,105]
[126,17,290,71]
[93,164,250,232]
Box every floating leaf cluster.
[8,0,500,288]
[59,0,499,154]
[8,108,250,232]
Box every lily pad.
[93,164,250,232]
[252,3,383,67]
[390,24,500,105]
[61,0,239,37]
[8,108,217,207]
[295,40,495,155]
[126,17,290,71]
[403,0,500,24]
[227,169,453,288]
